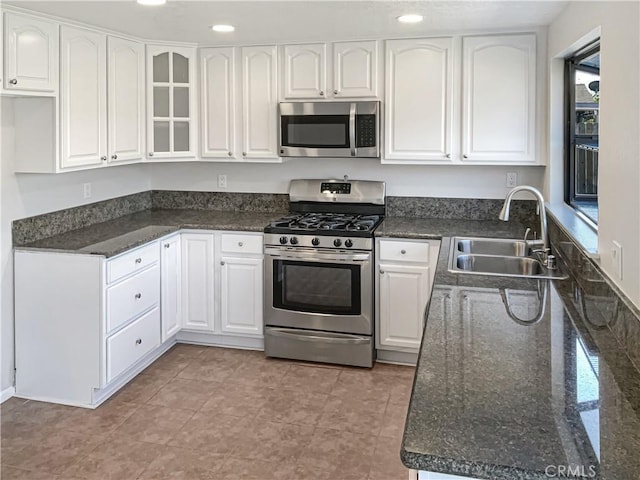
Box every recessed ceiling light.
[397,14,424,24]
[137,0,166,5]
[211,24,235,33]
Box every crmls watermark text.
[545,465,597,478]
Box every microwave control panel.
[356,115,377,148]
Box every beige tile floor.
[1,344,414,480]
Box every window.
[565,42,600,225]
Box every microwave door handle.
[349,103,356,157]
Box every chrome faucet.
[499,185,550,264]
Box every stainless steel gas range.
[263,179,386,368]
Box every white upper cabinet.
[384,37,454,163]
[60,25,107,169]
[281,41,378,100]
[107,36,145,164]
[461,34,536,163]
[241,45,279,161]
[282,43,326,99]
[333,40,378,98]
[4,12,58,93]
[147,45,197,159]
[200,47,236,159]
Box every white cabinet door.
[333,40,378,98]
[4,13,58,92]
[220,256,263,336]
[240,45,279,161]
[282,43,326,99]
[200,47,236,159]
[108,36,145,164]
[181,233,215,332]
[160,234,181,341]
[461,34,536,163]
[60,25,107,169]
[147,45,197,159]
[385,38,454,162]
[378,263,431,350]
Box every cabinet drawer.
[106,264,160,333]
[221,233,263,255]
[107,242,159,284]
[106,307,160,383]
[379,240,430,263]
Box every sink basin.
[448,236,568,280]
[456,238,533,257]
[456,254,544,276]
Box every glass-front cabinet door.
[146,45,196,159]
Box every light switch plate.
[612,240,623,280]
[218,175,227,188]
[506,172,518,188]
[83,183,92,199]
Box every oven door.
[264,246,372,335]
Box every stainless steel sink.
[448,236,567,280]
[456,254,544,276]
[456,238,533,257]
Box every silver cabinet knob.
[463,154,469,159]
[111,154,118,160]
[220,261,225,266]
[242,152,246,156]
[164,243,170,248]
[228,151,233,156]
[148,152,154,157]
[446,153,451,158]
[135,293,142,299]
[319,91,324,96]
[333,89,338,95]
[100,156,107,161]
[9,79,17,85]
[380,270,385,274]
[135,338,142,345]
[135,258,142,264]
[401,249,406,254]
[238,242,243,247]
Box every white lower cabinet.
[220,255,263,336]
[181,232,215,332]
[160,234,181,341]
[376,238,440,358]
[14,241,164,408]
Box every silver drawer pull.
[164,243,170,248]
[220,261,225,266]
[135,338,142,345]
[135,258,142,264]
[401,249,406,254]
[238,242,243,247]
[135,293,142,299]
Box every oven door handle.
[264,247,370,262]
[268,328,370,345]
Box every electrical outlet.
[83,183,92,199]
[218,174,227,189]
[612,241,623,280]
[506,172,518,188]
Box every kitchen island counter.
[401,235,640,479]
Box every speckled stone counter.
[375,216,530,240]
[15,209,284,257]
[400,236,640,479]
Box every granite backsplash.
[150,190,289,213]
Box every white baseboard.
[1,386,15,403]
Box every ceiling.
[6,1,569,45]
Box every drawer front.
[106,264,160,333]
[107,242,159,284]
[221,233,263,255]
[106,307,160,383]
[379,240,430,263]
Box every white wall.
[0,99,150,394]
[150,160,545,199]
[547,1,640,308]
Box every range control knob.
[333,239,342,247]
[279,236,288,245]
[311,237,320,246]
[344,239,353,248]
[290,237,299,245]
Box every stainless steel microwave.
[278,101,380,158]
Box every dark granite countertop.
[401,236,640,479]
[375,216,531,240]
[15,209,285,257]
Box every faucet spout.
[499,185,549,259]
